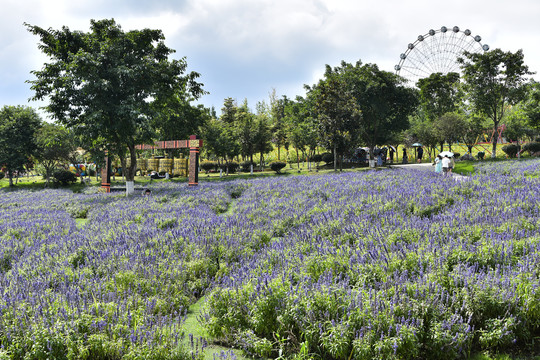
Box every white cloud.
[2,0,540,112]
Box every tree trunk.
[492,135,498,158]
[333,143,337,171]
[125,144,137,195]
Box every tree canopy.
[458,48,533,157]
[34,123,78,187]
[0,106,42,186]
[417,72,462,122]
[26,19,205,184]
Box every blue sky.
[2,0,540,119]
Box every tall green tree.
[235,100,257,164]
[284,96,319,169]
[522,81,540,133]
[434,112,467,152]
[0,106,42,186]
[26,19,205,191]
[417,72,462,122]
[458,48,533,157]
[504,104,535,145]
[340,61,417,158]
[221,97,237,125]
[407,111,439,160]
[253,104,273,170]
[34,123,77,187]
[308,65,361,171]
[269,91,289,161]
[461,114,488,155]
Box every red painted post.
[188,135,202,186]
[101,150,111,193]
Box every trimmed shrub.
[200,161,218,173]
[53,169,77,186]
[311,154,322,163]
[240,161,256,172]
[219,161,239,174]
[502,144,521,158]
[269,161,286,174]
[522,142,540,155]
[321,152,334,164]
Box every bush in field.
[200,161,217,174]
[219,161,239,173]
[321,152,334,164]
[269,161,286,174]
[240,161,256,172]
[522,142,540,156]
[53,169,77,186]
[502,144,521,158]
[311,154,322,163]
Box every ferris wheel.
[394,26,489,86]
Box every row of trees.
[0,105,79,186]
[202,50,538,169]
[406,49,536,159]
[3,19,539,189]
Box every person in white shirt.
[441,155,451,176]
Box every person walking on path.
[417,146,424,163]
[441,155,451,176]
[434,155,443,173]
[448,155,455,175]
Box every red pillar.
[101,150,111,193]
[188,135,201,186]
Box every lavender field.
[1,159,540,359]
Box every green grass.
[183,298,252,360]
[454,160,475,175]
[74,218,89,228]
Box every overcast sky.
[2,0,540,118]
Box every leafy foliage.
[34,123,77,187]
[0,105,42,186]
[501,144,521,158]
[26,19,205,182]
[417,72,462,122]
[53,169,78,186]
[458,48,533,157]
[200,161,218,173]
[269,161,286,174]
[522,141,540,155]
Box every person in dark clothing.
[417,147,424,163]
[402,148,408,164]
